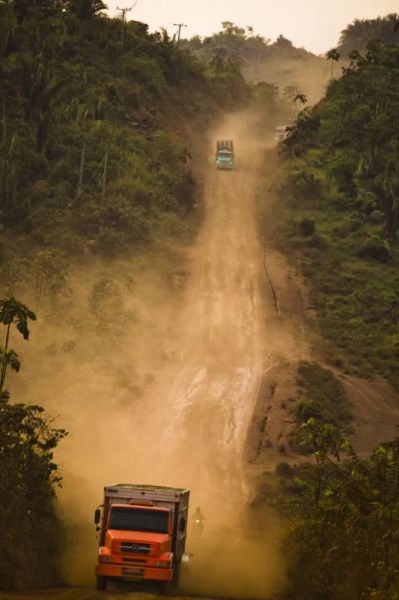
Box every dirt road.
[129,112,291,597]
[154,113,272,498]
[147,112,307,491]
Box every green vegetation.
[294,362,351,433]
[182,22,329,103]
[255,25,399,600]
[0,1,249,264]
[183,21,317,65]
[338,13,399,56]
[0,297,66,590]
[272,41,399,387]
[262,422,399,599]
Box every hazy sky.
[106,0,398,54]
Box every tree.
[0,298,36,394]
[294,93,307,113]
[8,0,67,23]
[274,34,294,48]
[286,42,399,237]
[0,297,66,590]
[338,14,399,56]
[0,0,250,256]
[326,47,340,79]
[68,0,108,21]
[278,429,399,598]
[221,21,246,37]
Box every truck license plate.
[123,567,144,576]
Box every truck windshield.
[109,507,169,533]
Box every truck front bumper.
[96,563,173,581]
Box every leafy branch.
[0,297,36,394]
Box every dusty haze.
[8,111,298,597]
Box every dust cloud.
[9,110,289,598]
[244,53,334,104]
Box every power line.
[132,10,176,27]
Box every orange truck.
[94,484,190,592]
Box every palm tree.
[0,298,36,394]
[326,48,340,80]
[69,0,108,21]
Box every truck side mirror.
[94,508,101,525]
[179,517,186,532]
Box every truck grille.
[120,542,151,554]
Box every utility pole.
[172,23,187,84]
[117,2,137,50]
[77,141,85,198]
[102,146,108,200]
[173,23,187,44]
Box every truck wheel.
[96,576,108,591]
[159,564,180,595]
[159,581,172,595]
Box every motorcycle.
[192,517,204,537]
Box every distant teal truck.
[216,140,234,170]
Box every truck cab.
[216,139,234,170]
[95,484,190,592]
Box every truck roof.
[110,503,170,512]
[104,484,190,503]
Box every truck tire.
[159,580,172,595]
[159,563,180,595]
[96,576,108,591]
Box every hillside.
[0,4,249,267]
[255,36,399,600]
[183,22,330,103]
[338,12,399,56]
[278,41,399,388]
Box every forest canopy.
[0,0,249,261]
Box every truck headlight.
[155,560,170,568]
[99,555,113,563]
